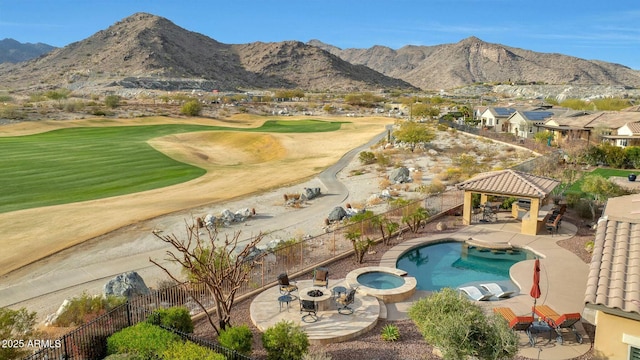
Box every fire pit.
[307,289,324,297]
[299,286,332,311]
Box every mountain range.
[0,38,55,64]
[1,12,639,93]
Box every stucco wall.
[594,311,640,359]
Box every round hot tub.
[346,266,416,303]
[357,271,405,290]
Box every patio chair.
[459,285,493,301]
[533,305,583,344]
[313,267,329,288]
[480,283,515,298]
[545,214,562,235]
[336,288,356,314]
[277,273,298,295]
[300,299,318,322]
[493,307,535,346]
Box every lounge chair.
[277,273,298,295]
[493,307,535,346]
[313,267,329,288]
[480,283,515,298]
[533,305,583,344]
[336,288,356,314]
[459,286,493,301]
[300,299,318,322]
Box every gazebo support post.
[521,197,541,235]
[462,191,473,225]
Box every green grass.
[0,119,342,213]
[567,168,637,193]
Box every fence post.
[126,301,132,327]
[62,333,69,360]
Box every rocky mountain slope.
[0,13,413,93]
[309,37,640,90]
[0,38,55,63]
[1,12,639,93]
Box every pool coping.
[345,266,417,303]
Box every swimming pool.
[396,240,535,291]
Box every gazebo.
[456,169,560,235]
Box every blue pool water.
[357,271,405,289]
[396,240,535,291]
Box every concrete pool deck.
[249,214,592,358]
[380,214,592,360]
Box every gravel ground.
[193,209,597,360]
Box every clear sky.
[1,0,639,70]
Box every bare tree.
[150,220,265,334]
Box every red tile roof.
[585,194,640,315]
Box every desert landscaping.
[0,114,538,321]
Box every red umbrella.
[530,258,541,316]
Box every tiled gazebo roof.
[456,169,560,199]
[585,194,640,316]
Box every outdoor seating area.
[533,305,583,344]
[249,278,380,345]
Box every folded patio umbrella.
[530,258,541,317]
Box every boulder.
[327,206,347,222]
[301,187,321,200]
[103,271,150,298]
[204,214,216,228]
[389,166,411,183]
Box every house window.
[618,139,628,147]
[624,334,640,359]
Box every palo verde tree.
[150,220,265,334]
[393,120,435,151]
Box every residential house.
[584,194,640,359]
[507,110,556,139]
[543,111,640,145]
[478,107,516,132]
[602,122,640,148]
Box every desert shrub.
[601,143,626,168]
[44,88,71,100]
[54,292,126,327]
[163,340,226,360]
[408,288,518,360]
[358,151,376,165]
[379,178,391,189]
[381,324,400,341]
[105,95,122,109]
[375,151,392,167]
[147,306,194,333]
[418,179,446,194]
[0,105,26,119]
[181,100,202,116]
[0,307,40,360]
[106,322,180,358]
[625,146,640,169]
[217,324,252,355]
[302,349,332,360]
[262,320,309,360]
[436,167,464,184]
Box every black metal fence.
[161,325,253,360]
[22,190,464,360]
